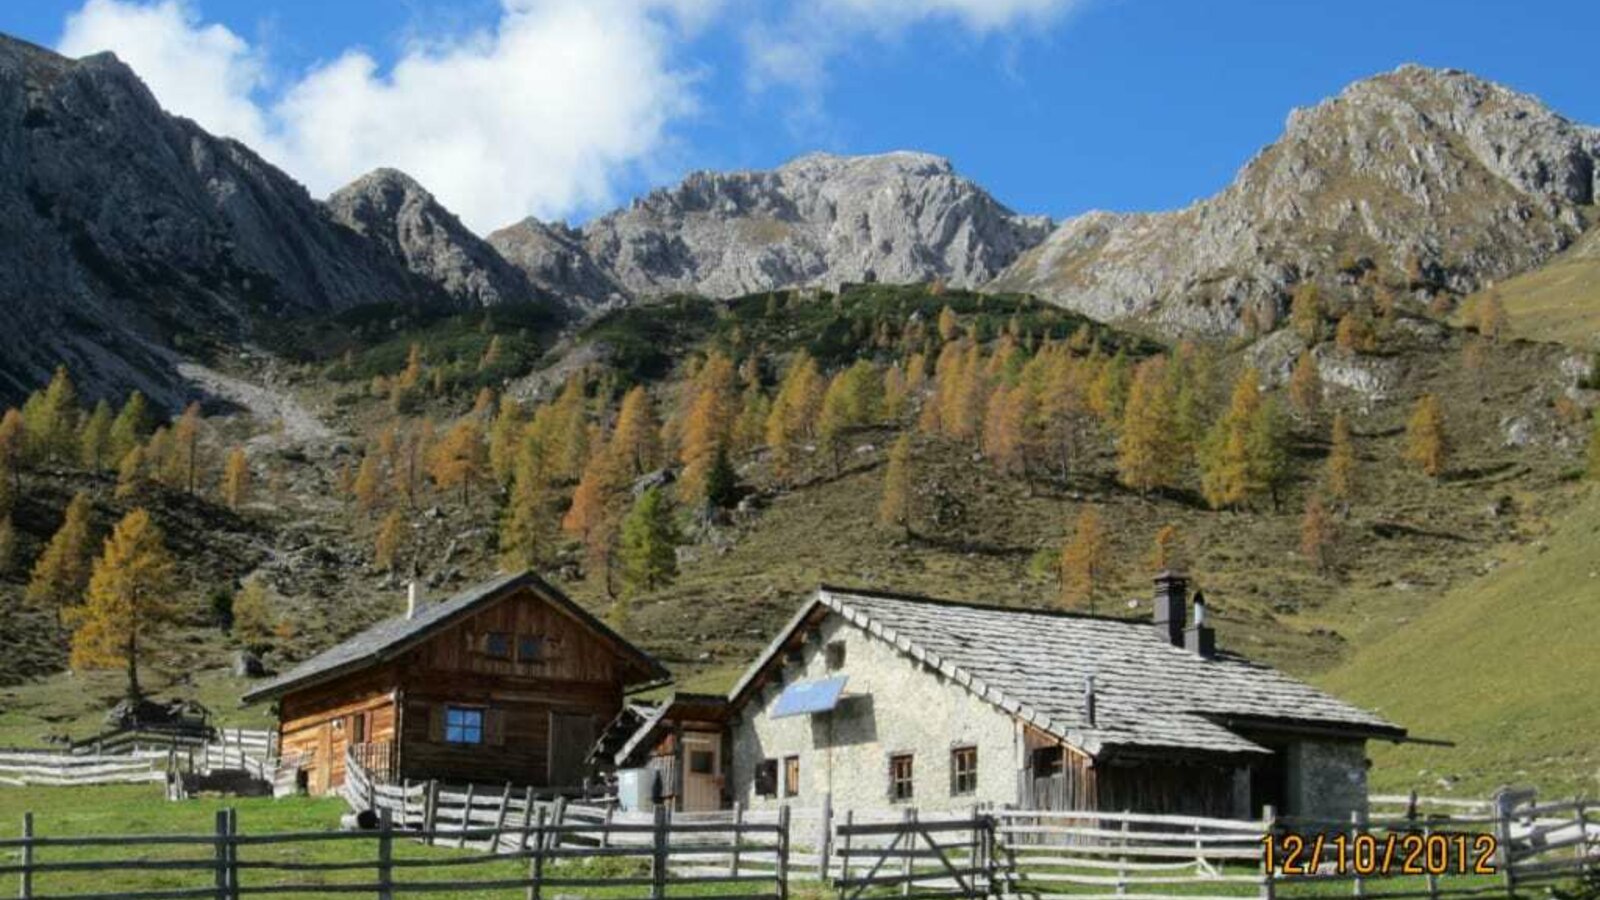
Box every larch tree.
[617,486,679,598]
[1300,493,1336,574]
[1326,411,1356,502]
[0,408,24,496]
[1288,352,1321,420]
[1087,349,1131,426]
[24,366,80,465]
[564,439,626,594]
[1476,292,1508,342]
[500,429,555,570]
[1117,357,1179,494]
[353,452,385,512]
[548,375,591,482]
[374,510,408,573]
[487,393,524,488]
[1404,393,1449,478]
[882,364,909,421]
[66,508,176,701]
[1291,282,1323,343]
[230,580,276,650]
[733,382,770,454]
[107,391,150,464]
[1199,369,1263,509]
[161,403,204,494]
[611,386,663,479]
[114,445,147,500]
[817,372,855,477]
[78,400,113,471]
[1150,524,1184,573]
[937,305,960,342]
[878,433,914,535]
[765,352,824,482]
[1059,506,1112,613]
[678,352,738,505]
[1245,395,1293,510]
[0,518,15,575]
[429,419,487,505]
[26,491,94,628]
[221,447,251,510]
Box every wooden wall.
[278,664,399,795]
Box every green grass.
[1457,224,1600,348]
[1320,487,1600,798]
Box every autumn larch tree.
[487,393,525,489]
[1246,395,1293,510]
[1326,411,1356,503]
[66,508,176,701]
[1289,352,1321,420]
[78,400,113,472]
[222,447,251,510]
[611,386,663,479]
[500,429,555,570]
[115,445,147,500]
[0,518,15,576]
[1300,493,1336,574]
[353,452,385,512]
[1149,524,1184,573]
[231,580,276,651]
[0,408,24,496]
[429,419,487,505]
[878,433,915,535]
[1088,349,1131,426]
[765,352,824,482]
[392,419,436,508]
[1291,282,1323,342]
[1404,393,1449,478]
[1475,292,1508,342]
[678,352,738,504]
[618,486,679,598]
[27,491,94,630]
[1059,506,1112,613]
[882,364,909,421]
[23,366,80,465]
[374,510,408,573]
[937,305,960,342]
[548,375,591,483]
[1199,369,1263,509]
[1117,357,1179,494]
[107,391,150,464]
[563,437,625,594]
[163,402,204,494]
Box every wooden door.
[680,732,722,811]
[548,712,595,788]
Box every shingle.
[815,587,1403,757]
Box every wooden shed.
[241,571,668,795]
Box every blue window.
[445,707,484,745]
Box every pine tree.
[429,419,487,505]
[611,386,663,478]
[1289,352,1320,420]
[115,446,146,500]
[107,391,149,464]
[1404,393,1449,478]
[1150,524,1183,573]
[78,400,113,471]
[1117,357,1179,494]
[1300,493,1336,574]
[1059,506,1112,613]
[618,486,679,597]
[26,491,94,626]
[353,452,385,512]
[66,508,176,700]
[1327,411,1356,502]
[704,445,739,510]
[1291,283,1322,342]
[878,433,914,534]
[374,510,408,572]
[222,447,250,510]
[231,580,276,649]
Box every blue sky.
[4,0,1597,234]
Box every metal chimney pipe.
[406,581,420,620]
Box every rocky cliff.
[993,65,1600,335]
[491,151,1053,306]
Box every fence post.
[1492,789,1516,899]
[19,812,32,900]
[1259,805,1276,900]
[1575,799,1591,878]
[493,783,513,853]
[526,807,547,900]
[777,803,791,900]
[650,803,669,900]
[729,802,743,878]
[377,808,394,900]
[1351,809,1366,900]
[227,808,240,900]
[817,792,833,881]
[1422,824,1439,900]
[423,780,439,845]
[458,783,476,849]
[547,797,567,851]
[901,807,914,898]
[1118,814,1130,897]
[519,787,536,852]
[213,809,230,900]
[839,809,854,885]
[602,805,615,850]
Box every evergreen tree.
[1289,352,1320,420]
[1327,411,1356,502]
[26,492,94,626]
[704,445,739,510]
[222,447,251,510]
[107,392,150,464]
[618,487,679,597]
[374,510,408,572]
[78,400,113,471]
[1059,506,1112,613]
[1404,393,1449,478]
[1117,357,1179,494]
[66,508,176,700]
[878,433,914,535]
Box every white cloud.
[56,0,711,233]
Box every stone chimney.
[406,581,421,620]
[1152,571,1188,647]
[1185,590,1217,659]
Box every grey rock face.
[327,168,555,311]
[486,217,625,313]
[491,151,1053,306]
[0,36,461,406]
[994,65,1600,336]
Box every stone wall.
[1286,738,1369,821]
[728,614,1022,813]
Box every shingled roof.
[729,585,1404,759]
[241,570,668,704]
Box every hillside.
[1458,225,1600,348]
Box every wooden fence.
[834,808,993,900]
[3,805,792,900]
[0,751,169,788]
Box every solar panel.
[771,676,849,719]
